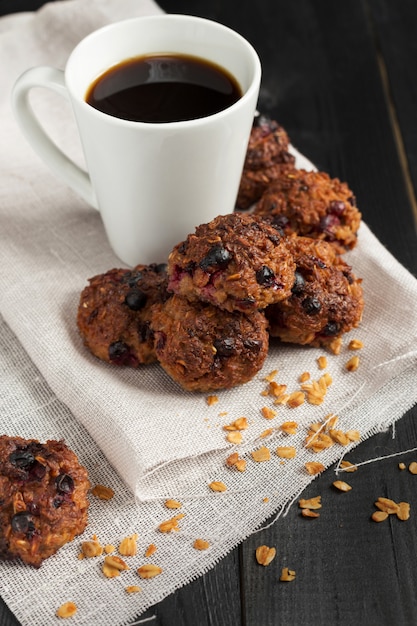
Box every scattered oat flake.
[276,446,296,459]
[165,498,182,509]
[301,508,320,519]
[259,428,274,439]
[346,430,361,442]
[91,484,115,500]
[397,502,410,521]
[224,417,248,430]
[255,545,276,566]
[299,371,310,383]
[305,461,325,475]
[261,406,277,420]
[126,586,142,594]
[333,480,352,492]
[346,355,360,371]
[280,421,298,435]
[263,497,269,503]
[226,431,243,444]
[56,602,77,619]
[119,534,138,557]
[372,511,388,523]
[158,513,185,533]
[340,460,358,472]
[348,339,364,350]
[206,395,219,406]
[102,562,121,578]
[287,391,305,408]
[226,452,239,467]
[264,369,278,382]
[317,356,327,369]
[137,564,162,579]
[408,462,417,474]
[251,446,271,462]
[329,430,350,446]
[235,459,247,472]
[194,539,210,550]
[145,544,157,558]
[299,496,321,510]
[104,555,129,571]
[209,481,227,492]
[104,544,115,554]
[81,540,103,558]
[398,462,406,470]
[375,497,400,515]
[280,567,296,582]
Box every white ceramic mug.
[12,14,261,266]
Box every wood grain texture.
[1,1,417,624]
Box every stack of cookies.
[77,117,364,392]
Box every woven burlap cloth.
[1,1,417,624]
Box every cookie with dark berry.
[0,435,89,568]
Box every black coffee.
[85,54,242,123]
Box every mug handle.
[12,66,98,210]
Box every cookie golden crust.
[254,169,361,252]
[236,115,296,210]
[265,236,364,347]
[167,213,296,314]
[151,294,269,392]
[77,263,168,366]
[0,435,90,568]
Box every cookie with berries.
[0,435,89,568]
[254,169,361,252]
[167,212,295,314]
[77,263,168,366]
[265,236,364,348]
[236,115,296,210]
[151,294,269,392]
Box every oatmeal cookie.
[0,435,89,568]
[236,115,296,210]
[77,263,168,366]
[254,169,361,252]
[151,294,269,392]
[265,236,364,348]
[167,213,296,313]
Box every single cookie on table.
[77,263,168,366]
[0,435,90,568]
[254,169,361,252]
[265,236,364,349]
[151,294,269,392]
[167,212,296,314]
[236,115,296,210]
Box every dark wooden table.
[2,1,417,624]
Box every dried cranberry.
[292,272,305,294]
[319,214,340,234]
[9,449,35,470]
[29,460,46,481]
[213,338,236,357]
[302,297,321,315]
[11,512,34,535]
[155,332,167,351]
[199,244,231,271]
[256,266,275,287]
[125,289,147,311]
[55,473,74,495]
[329,200,345,216]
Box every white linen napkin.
[0,1,417,624]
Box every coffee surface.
[85,54,242,122]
